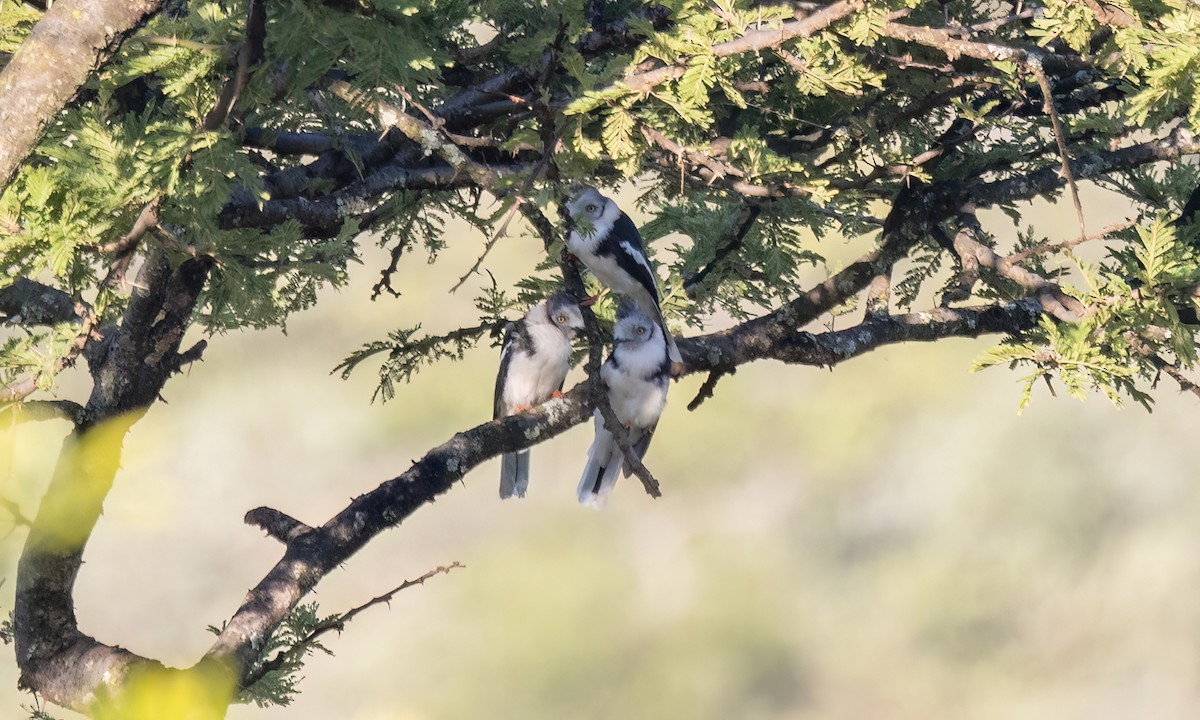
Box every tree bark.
[0,0,166,192]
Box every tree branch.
[0,400,85,426]
[949,208,1086,322]
[240,562,463,691]
[245,507,314,544]
[13,256,213,713]
[0,0,167,191]
[620,0,861,94]
[201,0,266,131]
[0,279,84,327]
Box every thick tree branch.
[0,400,85,426]
[13,256,213,712]
[880,20,1089,74]
[968,127,1200,209]
[219,162,528,235]
[0,0,166,191]
[0,279,84,328]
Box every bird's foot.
[550,390,564,399]
[579,294,599,307]
[514,403,532,413]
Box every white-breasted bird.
[577,300,670,508]
[495,291,585,498]
[564,186,682,365]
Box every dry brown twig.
[240,562,464,690]
[1007,220,1137,265]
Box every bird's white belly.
[608,378,666,429]
[502,325,571,407]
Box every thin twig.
[241,562,463,690]
[202,0,266,131]
[132,36,230,53]
[595,392,662,497]
[684,204,761,299]
[1007,220,1136,265]
[0,495,32,527]
[1029,59,1086,246]
[0,305,98,405]
[449,199,526,293]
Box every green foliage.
[210,602,335,708]
[1029,0,1101,52]
[0,326,79,394]
[0,3,39,54]
[1123,3,1200,127]
[4,0,1200,411]
[974,217,1200,411]
[335,322,491,403]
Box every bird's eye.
[586,204,597,213]
[636,326,646,335]
[556,314,567,324]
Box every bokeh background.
[2,187,1198,720]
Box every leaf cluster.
[209,601,336,708]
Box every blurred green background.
[2,188,1198,720]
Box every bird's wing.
[605,212,660,304]
[493,321,521,418]
[622,422,658,478]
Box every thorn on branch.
[245,507,314,544]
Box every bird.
[494,291,585,499]
[577,300,670,508]
[564,186,683,365]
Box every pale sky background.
[2,184,1199,719]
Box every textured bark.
[0,0,166,192]
[0,278,82,327]
[13,256,211,713]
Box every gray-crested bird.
[577,300,670,508]
[564,186,683,365]
[494,291,585,498]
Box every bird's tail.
[499,449,530,499]
[578,414,621,508]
